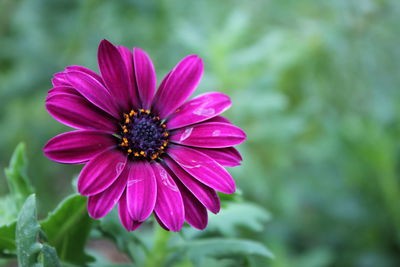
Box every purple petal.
[134,48,156,109]
[52,72,70,87]
[176,180,208,230]
[66,71,120,119]
[48,86,80,97]
[168,146,236,194]
[77,149,127,196]
[167,92,232,130]
[126,161,157,221]
[65,65,104,85]
[170,122,246,148]
[87,169,128,219]
[194,147,242,167]
[117,46,141,108]
[154,212,170,231]
[152,163,184,232]
[44,130,116,164]
[164,157,220,213]
[204,115,231,124]
[98,39,132,113]
[152,55,203,119]
[46,93,118,132]
[118,192,142,231]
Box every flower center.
[118,109,169,161]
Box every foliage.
[16,195,60,267]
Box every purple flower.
[44,40,246,231]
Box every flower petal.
[52,72,70,87]
[44,130,116,164]
[204,115,231,124]
[98,39,132,112]
[176,180,208,230]
[164,157,220,213]
[117,46,140,108]
[167,92,231,130]
[87,168,128,219]
[118,192,142,231]
[170,122,246,148]
[66,70,120,118]
[134,48,156,109]
[152,55,203,119]
[126,161,157,222]
[168,146,236,194]
[48,86,80,97]
[154,212,169,231]
[77,149,127,196]
[66,65,104,84]
[46,93,117,132]
[194,147,242,167]
[152,163,184,232]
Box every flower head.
[44,39,246,231]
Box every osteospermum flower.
[44,39,246,231]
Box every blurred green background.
[1,0,400,266]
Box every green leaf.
[0,195,18,255]
[177,238,273,262]
[16,195,61,267]
[0,221,16,254]
[208,202,271,236]
[40,194,94,265]
[0,143,35,256]
[41,245,61,267]
[16,195,41,267]
[4,143,34,209]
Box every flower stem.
[144,225,171,267]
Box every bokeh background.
[1,0,400,266]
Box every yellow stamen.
[161,124,167,128]
[134,152,139,157]
[127,149,132,153]
[145,109,150,114]
[163,132,169,137]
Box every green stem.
[144,225,171,267]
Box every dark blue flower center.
[118,109,169,161]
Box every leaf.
[0,221,16,254]
[40,194,94,265]
[16,195,42,267]
[41,245,61,267]
[0,196,18,255]
[177,238,273,261]
[0,143,34,255]
[207,202,271,236]
[16,195,61,267]
[4,143,34,209]
[0,195,19,225]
